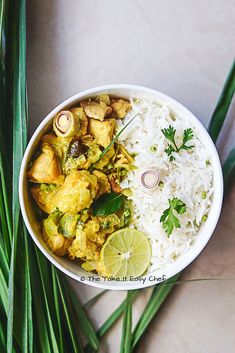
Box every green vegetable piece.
[160,198,186,236]
[161,125,194,161]
[92,192,124,216]
[49,209,63,224]
[202,214,208,222]
[40,183,58,192]
[58,213,79,237]
[150,145,157,152]
[100,214,120,230]
[43,218,58,236]
[202,191,207,199]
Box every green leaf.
[223,147,235,194]
[62,276,99,351]
[182,128,194,144]
[97,290,139,339]
[51,267,64,352]
[55,272,82,353]
[208,59,235,142]
[7,0,28,351]
[35,250,60,353]
[120,291,132,353]
[92,192,124,216]
[131,275,179,351]
[84,289,108,309]
[0,267,8,313]
[160,198,186,236]
[162,126,194,159]
[161,126,176,144]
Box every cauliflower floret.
[53,170,99,213]
[84,218,106,246]
[30,184,59,214]
[31,170,99,214]
[68,229,99,261]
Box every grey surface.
[27,1,235,352]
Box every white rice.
[117,98,214,272]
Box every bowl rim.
[19,84,224,290]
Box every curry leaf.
[92,192,124,216]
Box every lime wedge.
[100,228,151,277]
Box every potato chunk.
[28,143,64,184]
[88,118,115,148]
[111,99,131,119]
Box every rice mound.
[117,98,214,272]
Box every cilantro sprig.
[160,198,187,236]
[162,125,194,161]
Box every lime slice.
[100,228,151,277]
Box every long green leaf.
[7,0,28,351]
[120,291,132,353]
[0,182,10,261]
[208,59,235,142]
[97,290,139,339]
[131,275,179,351]
[62,276,99,351]
[23,226,33,353]
[51,267,64,352]
[223,147,235,193]
[84,289,107,309]
[0,267,8,313]
[35,250,60,353]
[55,271,83,353]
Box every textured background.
[27,1,235,352]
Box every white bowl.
[19,84,223,290]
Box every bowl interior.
[19,85,223,290]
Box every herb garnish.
[160,198,186,236]
[161,125,194,161]
[93,112,139,166]
[92,192,124,216]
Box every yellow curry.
[27,95,134,276]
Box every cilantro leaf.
[161,125,194,160]
[164,144,175,160]
[161,126,176,144]
[160,198,187,236]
